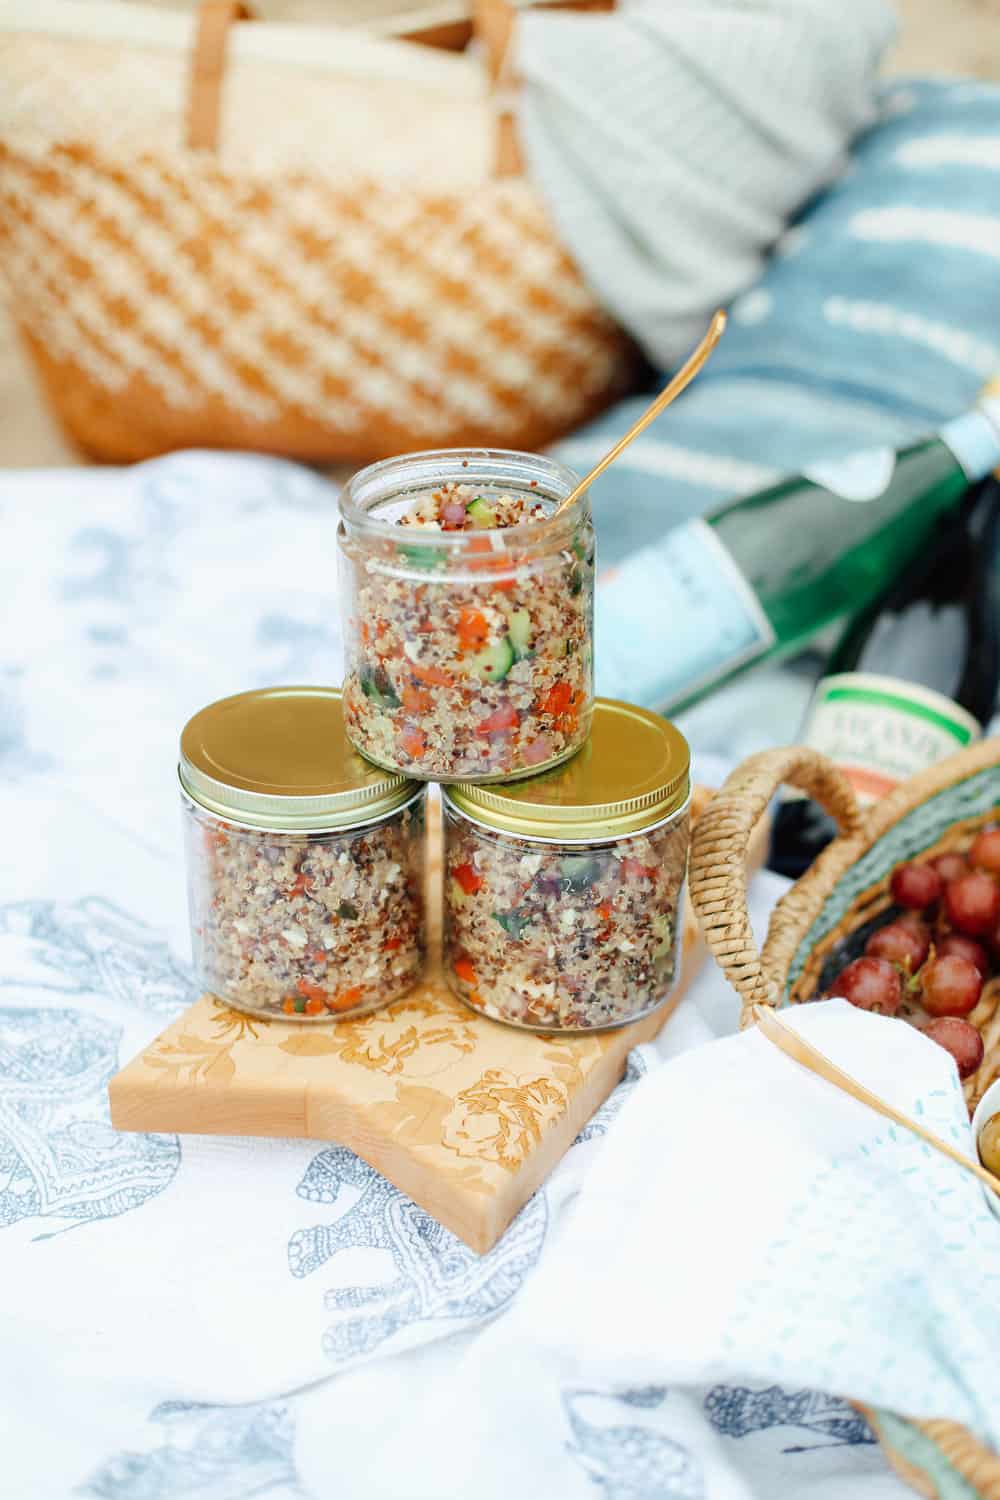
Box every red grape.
[897,909,931,934]
[890,862,942,910]
[922,1017,984,1079]
[918,954,983,1017]
[937,933,990,977]
[969,828,1000,875]
[829,956,902,1015]
[943,872,1000,936]
[931,852,968,883]
[865,921,930,972]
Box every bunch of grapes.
[828,828,1000,1080]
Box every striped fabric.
[556,78,1000,572]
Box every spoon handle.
[553,309,727,517]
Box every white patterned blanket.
[0,452,908,1500]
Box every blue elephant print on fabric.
[0,898,190,1231]
[287,1145,548,1364]
[0,1007,179,1231]
[563,1387,705,1499]
[575,1051,648,1145]
[0,898,196,1016]
[80,1400,301,1499]
[703,1384,875,1452]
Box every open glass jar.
[179,686,425,1022]
[337,448,594,783]
[442,699,691,1031]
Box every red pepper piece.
[457,608,489,651]
[453,862,485,895]
[539,682,575,719]
[398,724,428,759]
[410,662,452,687]
[478,703,519,735]
[453,954,478,986]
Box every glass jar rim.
[338,447,589,548]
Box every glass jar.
[179,686,425,1022]
[442,699,691,1031]
[337,448,594,783]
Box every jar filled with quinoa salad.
[179,686,425,1022]
[337,448,595,783]
[442,699,691,1032]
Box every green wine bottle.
[595,390,1000,714]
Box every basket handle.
[688,747,865,1016]
[186,0,255,153]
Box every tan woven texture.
[0,12,634,463]
[689,740,1000,1500]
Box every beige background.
[3,0,999,470]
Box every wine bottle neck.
[940,402,1000,481]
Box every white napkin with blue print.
[287,1002,999,1500]
[1,451,912,1500]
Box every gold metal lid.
[446,698,690,841]
[179,686,417,832]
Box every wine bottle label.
[595,518,776,710]
[791,671,982,804]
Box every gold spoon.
[752,1002,1000,1200]
[552,308,728,516]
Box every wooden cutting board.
[109,787,766,1252]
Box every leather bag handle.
[186,0,254,153]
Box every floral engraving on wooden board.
[276,993,478,1076]
[441,1068,570,1172]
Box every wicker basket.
[689,739,1000,1500]
[0,0,635,464]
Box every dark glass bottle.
[768,477,1000,880]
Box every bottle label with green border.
[794,671,981,804]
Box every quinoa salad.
[341,482,594,782]
[184,796,425,1021]
[442,807,690,1031]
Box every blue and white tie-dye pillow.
[556,78,1000,568]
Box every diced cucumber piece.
[470,637,515,683]
[359,666,401,709]
[493,909,531,940]
[397,542,442,572]
[507,609,533,660]
[466,497,497,528]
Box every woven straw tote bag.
[0,0,635,463]
[689,741,1000,1499]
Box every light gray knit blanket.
[517,0,897,366]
